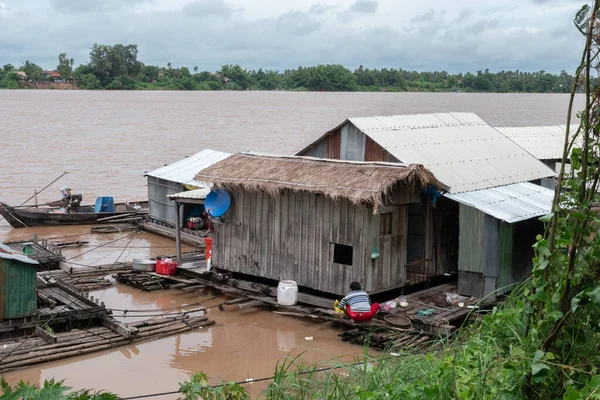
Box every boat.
[0,199,148,228]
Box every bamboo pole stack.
[338,328,433,351]
[0,316,214,373]
[116,272,170,291]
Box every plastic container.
[277,280,298,306]
[156,259,177,275]
[94,196,115,213]
[132,259,156,272]
[204,237,213,270]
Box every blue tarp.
[95,197,115,213]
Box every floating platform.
[0,315,214,374]
[141,221,207,247]
[2,234,64,270]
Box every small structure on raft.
[295,112,557,299]
[143,149,230,245]
[195,152,446,296]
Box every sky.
[0,0,589,74]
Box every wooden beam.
[101,317,139,339]
[175,202,182,264]
[36,327,57,344]
[237,300,264,309]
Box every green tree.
[56,53,74,79]
[21,60,43,81]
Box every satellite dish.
[205,190,231,217]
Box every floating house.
[145,149,230,228]
[496,125,578,189]
[295,113,556,298]
[195,153,444,296]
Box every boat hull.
[0,202,148,228]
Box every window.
[333,243,353,265]
[380,213,392,236]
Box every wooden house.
[195,153,445,296]
[295,113,557,298]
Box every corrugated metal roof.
[0,243,39,265]
[167,188,212,201]
[446,182,553,223]
[145,149,231,188]
[347,112,555,193]
[496,125,579,161]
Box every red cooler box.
[156,259,177,275]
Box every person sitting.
[60,186,82,207]
[337,282,380,323]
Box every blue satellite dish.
[205,190,231,217]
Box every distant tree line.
[0,43,579,93]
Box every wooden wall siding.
[365,136,387,161]
[362,205,408,293]
[430,198,459,276]
[340,123,365,161]
[212,191,374,295]
[458,204,486,273]
[327,130,341,159]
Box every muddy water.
[0,90,584,397]
[3,286,362,398]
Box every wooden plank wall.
[212,190,414,296]
[212,191,371,295]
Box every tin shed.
[195,153,444,296]
[145,149,230,227]
[0,243,38,319]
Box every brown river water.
[0,90,585,397]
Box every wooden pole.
[176,202,182,265]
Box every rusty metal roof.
[145,149,231,188]
[346,113,554,194]
[446,182,554,223]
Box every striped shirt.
[338,290,371,313]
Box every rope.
[110,296,220,313]
[63,231,139,262]
[119,356,419,400]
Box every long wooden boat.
[0,201,148,228]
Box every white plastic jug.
[277,280,298,306]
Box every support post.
[176,201,182,265]
[34,190,38,207]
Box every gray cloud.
[182,0,233,19]
[350,0,378,14]
[50,0,153,13]
[0,0,586,75]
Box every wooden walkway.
[3,235,64,270]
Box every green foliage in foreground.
[0,378,117,400]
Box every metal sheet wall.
[148,177,183,226]
[458,204,486,273]
[212,190,411,295]
[497,222,514,294]
[341,124,365,161]
[0,259,37,319]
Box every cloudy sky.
[0,0,588,73]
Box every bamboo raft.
[0,315,214,374]
[38,263,133,292]
[338,328,433,351]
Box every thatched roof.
[195,153,441,210]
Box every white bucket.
[277,280,298,306]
